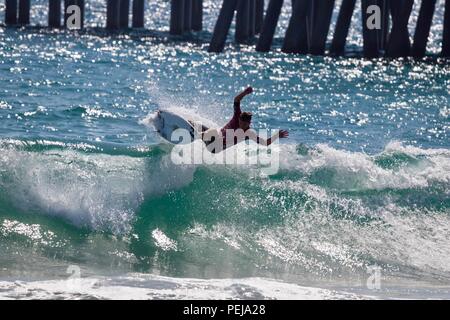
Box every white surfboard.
[153,110,207,145]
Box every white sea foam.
[278,141,450,190]
[0,146,195,234]
[0,274,373,300]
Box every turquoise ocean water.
[0,1,449,299]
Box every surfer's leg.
[188,120,210,136]
[201,129,225,154]
[201,128,218,141]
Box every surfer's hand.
[244,86,253,95]
[279,130,289,138]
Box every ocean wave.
[0,139,449,283]
[0,139,448,229]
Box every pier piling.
[119,0,130,29]
[5,0,18,25]
[48,0,62,28]
[362,0,380,58]
[64,0,74,28]
[255,0,264,34]
[329,0,356,56]
[64,0,85,29]
[78,0,85,29]
[192,0,203,31]
[208,0,238,52]
[378,0,389,51]
[236,0,251,43]
[184,0,193,32]
[107,0,120,30]
[443,0,450,57]
[310,0,335,55]
[412,0,437,58]
[249,0,256,38]
[170,0,185,35]
[256,0,283,52]
[282,0,310,54]
[132,0,145,28]
[18,0,31,26]
[386,0,414,58]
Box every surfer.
[200,87,289,153]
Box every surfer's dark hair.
[240,112,252,122]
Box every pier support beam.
[208,0,238,52]
[48,0,62,28]
[119,0,130,28]
[17,0,30,26]
[443,0,450,57]
[249,0,256,38]
[329,0,356,56]
[386,0,414,58]
[192,0,203,31]
[236,0,250,43]
[362,0,380,58]
[18,0,31,25]
[256,0,284,52]
[64,0,84,29]
[310,0,335,55]
[64,0,74,28]
[76,0,86,29]
[378,0,389,52]
[282,0,310,54]
[411,0,437,58]
[107,0,120,30]
[255,0,264,34]
[184,0,193,31]
[170,0,185,35]
[5,0,18,25]
[132,0,145,28]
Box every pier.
[2,0,450,58]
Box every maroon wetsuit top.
[220,101,241,147]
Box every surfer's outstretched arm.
[234,86,253,104]
[247,130,289,146]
